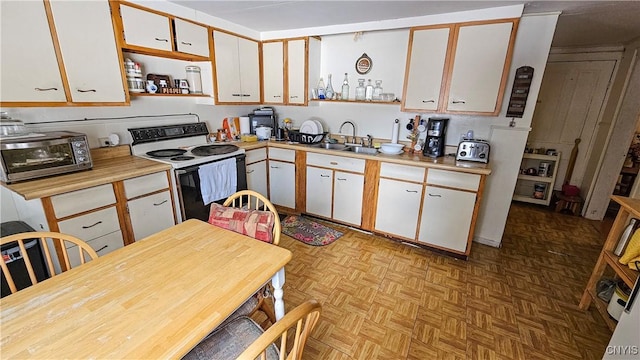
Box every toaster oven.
[0,131,92,183]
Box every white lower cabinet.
[66,230,124,268]
[418,186,476,252]
[268,160,296,209]
[333,171,364,226]
[306,166,333,218]
[128,191,174,241]
[246,148,268,197]
[374,178,422,240]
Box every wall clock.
[355,53,372,75]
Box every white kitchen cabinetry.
[268,148,296,209]
[333,171,364,225]
[306,166,333,218]
[120,4,173,52]
[1,0,126,105]
[513,153,561,206]
[375,178,423,240]
[287,38,309,105]
[173,18,210,57]
[246,148,268,197]
[213,30,260,103]
[402,19,518,115]
[123,172,175,241]
[262,41,285,104]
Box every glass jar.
[372,80,383,101]
[355,79,366,101]
[365,79,374,101]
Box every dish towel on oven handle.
[198,158,237,205]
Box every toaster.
[456,140,490,163]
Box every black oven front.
[174,154,247,222]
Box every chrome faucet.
[339,121,356,144]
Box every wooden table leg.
[271,268,286,320]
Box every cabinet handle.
[246,169,255,174]
[82,221,102,229]
[242,94,251,97]
[35,87,58,91]
[330,162,338,165]
[95,245,108,253]
[405,190,418,193]
[320,174,330,178]
[337,178,346,181]
[428,193,442,197]
[422,100,435,103]
[155,37,169,42]
[270,166,279,169]
[232,94,242,97]
[77,89,96,93]
[290,95,298,99]
[153,199,168,206]
[180,41,192,46]
[452,100,466,104]
[274,95,281,98]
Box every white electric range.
[129,123,247,222]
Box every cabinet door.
[0,1,66,102]
[333,171,364,226]
[66,230,124,268]
[374,178,422,240]
[127,191,175,241]
[418,186,476,252]
[306,166,333,218]
[57,207,121,241]
[268,160,295,208]
[446,21,514,113]
[50,0,125,103]
[174,18,210,57]
[213,31,241,103]
[402,26,450,111]
[287,39,307,105]
[262,41,284,103]
[246,160,268,197]
[238,37,260,102]
[120,4,172,51]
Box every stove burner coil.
[191,144,239,157]
[171,155,195,161]
[146,149,187,158]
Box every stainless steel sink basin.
[344,146,379,155]
[310,143,349,151]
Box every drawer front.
[58,207,121,242]
[306,153,365,173]
[379,162,425,182]
[246,148,267,164]
[67,230,124,268]
[426,169,480,191]
[268,148,295,162]
[124,172,169,199]
[51,184,115,218]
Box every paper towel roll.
[391,119,400,144]
[239,116,250,135]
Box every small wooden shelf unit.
[579,195,640,331]
[513,153,561,206]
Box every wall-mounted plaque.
[506,66,534,118]
[355,53,372,75]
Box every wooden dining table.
[0,219,292,359]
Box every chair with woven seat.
[0,231,98,295]
[183,299,321,360]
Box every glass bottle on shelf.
[355,79,366,101]
[317,77,326,99]
[341,73,350,101]
[325,74,334,100]
[365,79,374,101]
[372,80,383,101]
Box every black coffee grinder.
[422,117,449,157]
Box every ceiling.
[167,1,640,48]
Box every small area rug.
[281,215,343,246]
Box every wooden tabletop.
[0,219,292,359]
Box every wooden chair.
[223,190,281,245]
[0,231,98,295]
[183,300,321,360]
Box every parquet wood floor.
[262,202,613,359]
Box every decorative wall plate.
[355,53,372,74]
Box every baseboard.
[473,236,502,248]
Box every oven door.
[174,154,247,221]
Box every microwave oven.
[0,131,92,183]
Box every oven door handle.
[174,155,245,175]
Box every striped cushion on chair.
[207,203,275,243]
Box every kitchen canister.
[533,183,546,199]
[185,65,203,94]
[538,161,551,177]
[614,218,638,256]
[607,281,631,321]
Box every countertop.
[234,140,492,176]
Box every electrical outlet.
[99,137,112,147]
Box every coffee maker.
[422,117,449,158]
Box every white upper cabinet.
[402,19,518,115]
[120,4,172,52]
[213,30,260,103]
[50,0,125,103]
[402,26,450,111]
[446,21,515,113]
[287,39,307,105]
[0,1,66,103]
[174,18,210,57]
[262,41,285,103]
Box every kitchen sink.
[310,143,349,151]
[344,146,379,155]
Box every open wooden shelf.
[130,93,209,97]
[586,288,619,331]
[309,99,399,105]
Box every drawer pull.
[153,200,168,206]
[155,37,169,42]
[452,100,466,104]
[330,162,338,165]
[270,166,280,169]
[95,245,108,253]
[35,87,58,91]
[405,190,418,193]
[180,41,192,46]
[82,221,102,229]
[428,193,442,197]
[77,89,96,93]
[337,178,346,181]
[422,99,435,103]
[274,95,281,98]
[246,169,255,174]
[290,95,298,99]
[320,174,330,178]
[232,93,242,97]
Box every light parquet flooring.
[266,202,613,359]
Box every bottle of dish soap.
[317,77,326,100]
